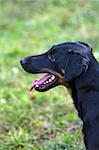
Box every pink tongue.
[29,74,52,92]
[29,80,39,92]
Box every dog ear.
[77,42,92,50]
[64,47,90,81]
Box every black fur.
[20,42,99,150]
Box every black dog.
[20,42,99,150]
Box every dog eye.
[48,51,55,62]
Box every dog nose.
[20,58,26,65]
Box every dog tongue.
[29,74,52,92]
[29,80,39,92]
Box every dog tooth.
[51,76,55,80]
[35,85,39,87]
[46,81,49,83]
[49,79,52,82]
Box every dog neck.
[65,57,99,120]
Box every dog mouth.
[29,73,59,92]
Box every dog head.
[20,42,92,92]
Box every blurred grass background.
[0,0,99,149]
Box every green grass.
[0,0,99,149]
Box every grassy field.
[0,1,99,149]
